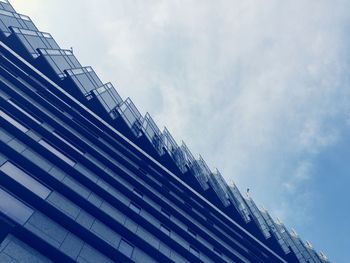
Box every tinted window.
[118,239,134,258]
[129,202,141,214]
[0,109,28,132]
[0,188,33,224]
[0,161,51,199]
[38,139,75,166]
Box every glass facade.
[0,1,330,263]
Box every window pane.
[161,208,171,218]
[0,110,28,133]
[38,139,75,166]
[8,100,42,124]
[0,161,51,199]
[133,188,143,198]
[0,188,33,225]
[187,227,196,237]
[118,239,134,258]
[53,131,84,155]
[214,247,222,256]
[160,225,170,236]
[129,202,141,214]
[190,246,200,257]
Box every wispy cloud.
[11,0,350,260]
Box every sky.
[10,0,350,262]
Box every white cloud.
[11,0,350,257]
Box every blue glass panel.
[118,98,143,136]
[38,139,76,166]
[129,202,141,214]
[0,109,28,132]
[141,113,163,154]
[45,38,59,49]
[0,1,15,12]
[0,161,51,199]
[246,198,271,238]
[50,55,70,71]
[227,183,251,223]
[0,188,33,225]
[0,12,21,33]
[208,170,230,206]
[66,67,102,96]
[118,239,134,258]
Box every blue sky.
[11,0,350,261]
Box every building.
[0,1,330,262]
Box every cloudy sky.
[11,0,350,261]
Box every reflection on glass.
[118,239,134,258]
[0,188,33,225]
[38,139,76,166]
[129,202,141,214]
[0,161,51,199]
[0,109,28,133]
[7,99,42,124]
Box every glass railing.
[290,230,316,262]
[163,127,178,153]
[227,183,251,223]
[65,66,103,96]
[275,221,308,262]
[0,8,37,37]
[141,113,164,155]
[91,82,122,118]
[304,241,324,262]
[208,169,230,206]
[0,0,16,13]
[260,208,290,254]
[319,252,329,262]
[188,155,210,190]
[163,127,188,172]
[117,98,143,137]
[9,26,58,58]
[246,198,271,239]
[38,48,81,78]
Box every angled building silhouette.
[0,1,330,262]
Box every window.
[118,239,134,258]
[129,202,141,214]
[69,68,84,75]
[53,131,84,155]
[38,139,76,166]
[189,246,200,257]
[133,188,143,198]
[41,32,52,38]
[0,109,28,133]
[160,225,170,236]
[0,188,33,225]
[7,100,42,124]
[161,208,171,218]
[19,14,30,21]
[64,50,73,56]
[213,247,222,256]
[187,227,197,237]
[46,49,61,55]
[0,161,51,199]
[20,28,37,36]
[0,9,12,17]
